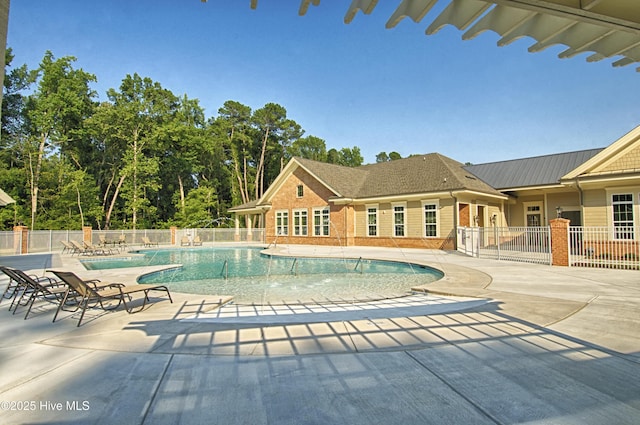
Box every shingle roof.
[464,148,605,190]
[295,154,505,199]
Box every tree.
[22,51,96,229]
[216,100,253,205]
[376,152,389,163]
[94,73,175,229]
[289,136,327,162]
[337,146,364,167]
[251,103,302,200]
[376,151,402,162]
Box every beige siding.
[600,145,640,173]
[582,189,608,226]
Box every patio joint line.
[404,350,503,425]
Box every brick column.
[170,226,177,245]
[550,218,570,266]
[13,225,28,254]
[82,226,92,244]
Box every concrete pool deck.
[0,245,639,424]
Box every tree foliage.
[0,49,368,231]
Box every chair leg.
[53,289,75,323]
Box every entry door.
[525,203,543,227]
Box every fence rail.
[457,226,552,265]
[569,226,639,270]
[0,228,265,255]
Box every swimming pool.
[81,247,443,304]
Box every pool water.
[81,247,443,304]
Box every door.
[525,203,543,227]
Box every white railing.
[0,228,265,255]
[457,226,552,265]
[569,226,639,270]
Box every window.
[423,203,437,237]
[275,210,289,236]
[367,206,378,237]
[393,205,405,237]
[313,207,330,236]
[612,194,634,240]
[296,185,304,198]
[524,202,543,227]
[293,209,308,236]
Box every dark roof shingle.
[295,154,504,199]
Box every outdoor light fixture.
[556,206,563,218]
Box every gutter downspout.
[450,191,458,250]
[575,177,584,223]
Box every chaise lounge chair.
[84,240,117,256]
[50,270,173,326]
[141,236,159,247]
[0,266,68,319]
[192,235,203,246]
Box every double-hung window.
[612,194,634,240]
[423,203,438,237]
[275,210,289,236]
[293,209,308,236]
[367,206,378,237]
[393,204,405,237]
[313,207,330,236]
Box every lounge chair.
[181,236,191,246]
[50,270,173,326]
[61,240,77,254]
[142,236,159,247]
[192,235,203,246]
[84,241,117,256]
[1,265,62,306]
[0,266,68,319]
[70,240,90,255]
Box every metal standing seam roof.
[207,0,640,72]
[463,147,604,189]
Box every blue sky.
[7,0,640,164]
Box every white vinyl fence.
[457,226,552,265]
[0,228,265,255]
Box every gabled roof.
[295,153,506,200]
[464,148,604,190]
[562,125,640,180]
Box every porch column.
[234,216,240,241]
[246,215,253,241]
[550,218,570,266]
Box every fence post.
[13,225,28,254]
[82,226,92,244]
[550,218,570,266]
[170,226,177,245]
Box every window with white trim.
[393,204,405,237]
[293,209,308,236]
[423,203,438,237]
[275,210,289,236]
[296,185,304,198]
[367,206,378,237]
[612,194,634,240]
[313,207,330,236]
